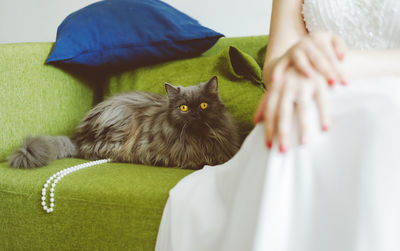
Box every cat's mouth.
[179,120,208,136]
[186,121,207,130]
[186,120,217,137]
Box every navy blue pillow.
[46,0,223,66]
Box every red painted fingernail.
[279,144,287,153]
[266,140,273,149]
[322,125,330,132]
[327,78,335,86]
[341,80,348,86]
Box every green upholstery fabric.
[0,35,268,250]
[0,159,192,250]
[0,43,94,162]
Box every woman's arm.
[259,0,342,150]
[258,0,400,151]
[263,0,346,88]
[264,0,307,66]
[263,0,307,86]
[343,50,400,80]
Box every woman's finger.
[331,34,348,61]
[276,76,296,153]
[311,37,348,86]
[270,56,290,83]
[291,49,313,78]
[253,93,268,124]
[295,82,314,144]
[263,83,281,149]
[304,44,337,86]
[314,78,332,131]
[331,35,349,85]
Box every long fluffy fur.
[9,76,240,169]
[8,136,77,168]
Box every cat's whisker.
[180,122,188,142]
[205,122,223,144]
[205,122,216,136]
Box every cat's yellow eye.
[180,105,188,112]
[200,102,208,110]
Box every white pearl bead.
[40,159,111,213]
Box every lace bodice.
[302,0,400,49]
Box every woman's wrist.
[262,57,280,89]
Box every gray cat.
[8,76,240,169]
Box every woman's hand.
[264,32,348,88]
[254,66,331,152]
[255,32,349,152]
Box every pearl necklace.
[41,159,111,213]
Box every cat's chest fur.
[139,123,235,169]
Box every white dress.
[155,1,400,251]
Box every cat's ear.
[204,76,218,95]
[165,83,180,97]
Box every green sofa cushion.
[0,159,193,250]
[0,43,94,162]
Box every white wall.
[162,0,272,37]
[0,0,272,44]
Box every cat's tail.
[8,135,78,168]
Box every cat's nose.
[190,113,201,119]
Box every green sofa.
[0,36,267,250]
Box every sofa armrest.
[0,43,94,161]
